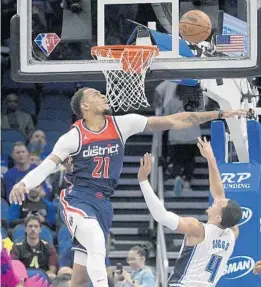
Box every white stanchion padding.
[202,78,259,163]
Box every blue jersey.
[69,116,124,197]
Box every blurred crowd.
[1,90,74,286]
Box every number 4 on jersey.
[206,254,223,283]
[92,156,110,178]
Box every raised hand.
[9,182,28,205]
[138,153,152,182]
[197,137,215,160]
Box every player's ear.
[81,102,89,112]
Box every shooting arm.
[145,111,221,131]
[139,180,204,236]
[207,156,225,200]
[139,181,179,230]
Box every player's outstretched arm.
[145,109,248,131]
[197,137,240,238]
[9,129,78,205]
[197,137,225,200]
[138,153,204,237]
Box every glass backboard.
[10,0,261,81]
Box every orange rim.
[91,45,159,58]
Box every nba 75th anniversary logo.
[34,33,60,57]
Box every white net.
[92,46,159,112]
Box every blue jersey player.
[9,88,247,287]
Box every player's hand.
[253,260,261,275]
[138,153,152,182]
[197,137,215,160]
[9,182,28,205]
[223,109,252,119]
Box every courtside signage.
[238,207,253,226]
[221,172,251,189]
[223,256,255,279]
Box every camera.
[61,0,82,13]
[176,83,205,111]
[30,209,46,217]
[115,263,124,281]
[31,210,39,215]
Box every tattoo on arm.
[181,113,217,125]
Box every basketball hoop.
[91,45,159,112]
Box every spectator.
[155,81,200,195]
[3,142,33,200]
[1,156,8,175]
[28,151,64,199]
[8,184,56,228]
[1,93,34,138]
[29,152,41,166]
[52,274,71,287]
[254,260,261,275]
[114,245,155,287]
[3,142,52,201]
[28,130,51,160]
[11,215,58,281]
[1,176,5,197]
[47,164,67,199]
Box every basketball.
[179,10,212,43]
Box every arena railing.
[155,165,169,287]
[149,104,162,230]
[151,105,168,286]
[149,128,159,230]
